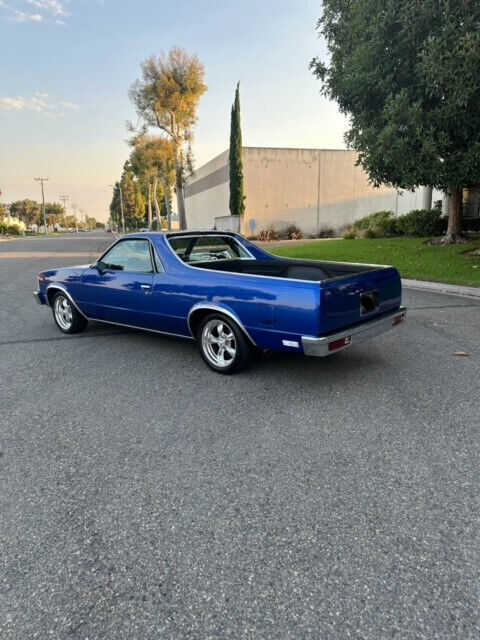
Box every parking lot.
[1,231,479,639]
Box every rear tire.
[196,313,254,374]
[52,292,88,334]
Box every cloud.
[0,92,78,116]
[10,9,42,21]
[28,0,67,16]
[1,0,69,23]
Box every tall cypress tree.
[229,82,245,217]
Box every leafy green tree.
[311,0,480,242]
[129,133,176,229]
[229,82,245,217]
[45,202,65,226]
[0,202,7,219]
[109,182,122,231]
[9,199,41,226]
[129,48,207,229]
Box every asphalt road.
[1,231,479,639]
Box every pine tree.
[229,82,245,217]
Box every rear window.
[168,235,252,264]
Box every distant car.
[138,227,149,232]
[34,231,406,374]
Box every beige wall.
[184,150,229,230]
[185,147,438,234]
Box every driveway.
[1,232,479,639]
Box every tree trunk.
[422,186,432,211]
[147,182,153,230]
[175,151,187,230]
[161,179,172,230]
[152,177,161,230]
[444,188,465,243]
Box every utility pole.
[34,177,48,234]
[59,194,69,228]
[72,202,78,231]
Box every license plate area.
[360,290,379,316]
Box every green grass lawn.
[269,237,480,287]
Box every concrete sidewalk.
[402,278,480,299]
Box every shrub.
[258,224,304,241]
[257,227,279,242]
[343,228,357,240]
[363,227,379,239]
[396,209,447,237]
[8,223,23,235]
[275,224,304,240]
[354,211,398,236]
[315,226,335,238]
[463,217,480,232]
[353,211,395,231]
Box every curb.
[402,278,480,300]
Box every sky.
[0,0,348,221]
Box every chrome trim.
[163,233,392,285]
[46,284,88,319]
[302,307,406,357]
[86,316,194,340]
[187,302,257,346]
[33,290,45,305]
[96,237,162,274]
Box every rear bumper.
[302,307,407,357]
[34,290,46,305]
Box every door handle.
[140,284,152,291]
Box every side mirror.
[94,260,107,273]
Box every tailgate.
[319,267,402,335]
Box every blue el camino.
[34,231,406,373]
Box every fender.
[46,283,88,318]
[187,302,256,346]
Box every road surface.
[1,232,479,639]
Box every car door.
[78,238,155,328]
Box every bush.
[258,224,304,241]
[0,219,24,235]
[363,227,379,239]
[315,226,335,238]
[396,209,447,237]
[343,228,357,240]
[8,223,23,235]
[277,224,304,240]
[463,217,480,232]
[257,227,279,242]
[353,210,396,233]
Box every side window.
[100,240,154,273]
[169,235,251,263]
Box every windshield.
[168,235,253,264]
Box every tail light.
[38,274,46,283]
[328,336,352,352]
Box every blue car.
[34,231,406,373]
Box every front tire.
[52,292,88,334]
[196,313,254,374]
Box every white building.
[185,147,440,234]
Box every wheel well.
[188,307,255,345]
[46,286,63,306]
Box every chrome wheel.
[54,295,73,330]
[201,319,237,368]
